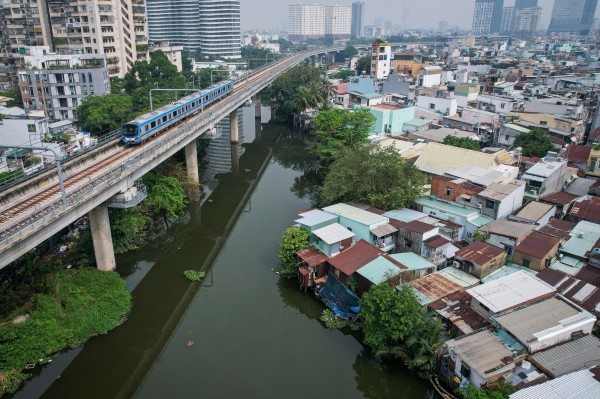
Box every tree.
[359,284,425,351]
[330,70,356,80]
[355,56,371,75]
[312,108,375,164]
[76,94,134,134]
[145,174,188,220]
[320,145,428,210]
[443,136,481,151]
[457,382,515,399]
[334,45,358,62]
[513,128,555,158]
[275,227,309,279]
[272,64,329,119]
[392,315,444,379]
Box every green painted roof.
[357,256,401,285]
[471,215,493,227]
[416,197,479,218]
[389,252,436,270]
[405,118,431,127]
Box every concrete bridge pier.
[231,143,239,174]
[254,95,261,119]
[230,108,239,143]
[89,204,116,272]
[184,139,200,183]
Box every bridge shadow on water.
[14,109,281,399]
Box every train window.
[163,116,167,123]
[151,121,156,128]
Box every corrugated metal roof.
[509,366,600,399]
[416,197,479,217]
[481,264,538,284]
[410,267,479,305]
[531,335,600,378]
[446,330,515,378]
[561,221,600,258]
[494,297,593,348]
[389,252,436,271]
[514,231,560,259]
[323,203,388,226]
[370,223,398,237]
[414,142,501,176]
[467,271,555,314]
[515,202,554,222]
[383,208,427,223]
[480,219,535,240]
[357,255,402,285]
[294,209,338,227]
[456,240,505,265]
[313,223,355,245]
[430,291,491,335]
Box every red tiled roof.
[577,265,600,286]
[394,51,415,56]
[569,196,600,223]
[547,218,576,231]
[424,235,451,249]
[328,240,384,276]
[566,145,592,163]
[550,136,567,146]
[455,240,505,265]
[540,191,580,206]
[513,231,560,259]
[366,207,385,215]
[297,246,329,267]
[334,82,349,95]
[589,127,600,142]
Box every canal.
[15,106,436,399]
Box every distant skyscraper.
[472,0,504,35]
[288,3,351,42]
[147,0,240,58]
[548,0,598,35]
[501,0,541,38]
[501,7,515,34]
[514,0,538,8]
[351,2,365,38]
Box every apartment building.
[288,3,351,42]
[17,47,109,120]
[0,0,149,85]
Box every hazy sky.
[241,0,600,31]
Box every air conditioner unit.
[477,203,483,209]
[530,189,538,195]
[452,261,461,268]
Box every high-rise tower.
[472,0,504,35]
[548,0,598,35]
[351,2,365,39]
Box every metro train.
[121,80,234,145]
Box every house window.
[589,158,598,172]
[429,103,436,110]
[522,259,531,268]
[540,121,547,126]
[460,364,471,379]
[487,200,496,210]
[27,124,36,133]
[446,187,453,196]
[500,103,505,109]
[505,135,510,141]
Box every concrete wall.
[416,96,458,116]
[512,242,559,272]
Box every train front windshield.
[123,124,137,137]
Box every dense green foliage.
[320,145,428,210]
[0,88,23,107]
[109,208,150,254]
[355,56,372,75]
[313,108,375,165]
[0,268,131,395]
[272,64,329,118]
[330,70,356,80]
[513,128,555,157]
[458,382,515,399]
[334,46,358,63]
[76,94,134,134]
[321,309,349,329]
[0,170,24,187]
[359,284,425,351]
[145,174,188,220]
[443,136,481,151]
[276,227,309,279]
[184,270,206,281]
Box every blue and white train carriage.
[122,80,234,145]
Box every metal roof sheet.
[294,209,338,227]
[416,197,479,218]
[456,240,505,265]
[357,255,402,285]
[480,219,535,240]
[410,267,479,305]
[561,221,600,258]
[509,366,600,399]
[467,271,555,314]
[383,208,427,223]
[323,203,388,226]
[370,223,398,237]
[494,298,592,348]
[446,330,515,378]
[513,231,560,259]
[414,142,501,176]
[312,223,355,245]
[515,202,554,222]
[388,252,436,271]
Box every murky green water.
[15,107,435,399]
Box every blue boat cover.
[317,273,360,320]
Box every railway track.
[0,49,331,242]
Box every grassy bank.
[0,267,132,395]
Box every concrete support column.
[230,108,239,143]
[255,95,261,119]
[231,143,239,174]
[185,139,199,183]
[89,205,116,272]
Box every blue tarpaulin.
[316,273,360,321]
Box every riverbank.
[0,267,131,396]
